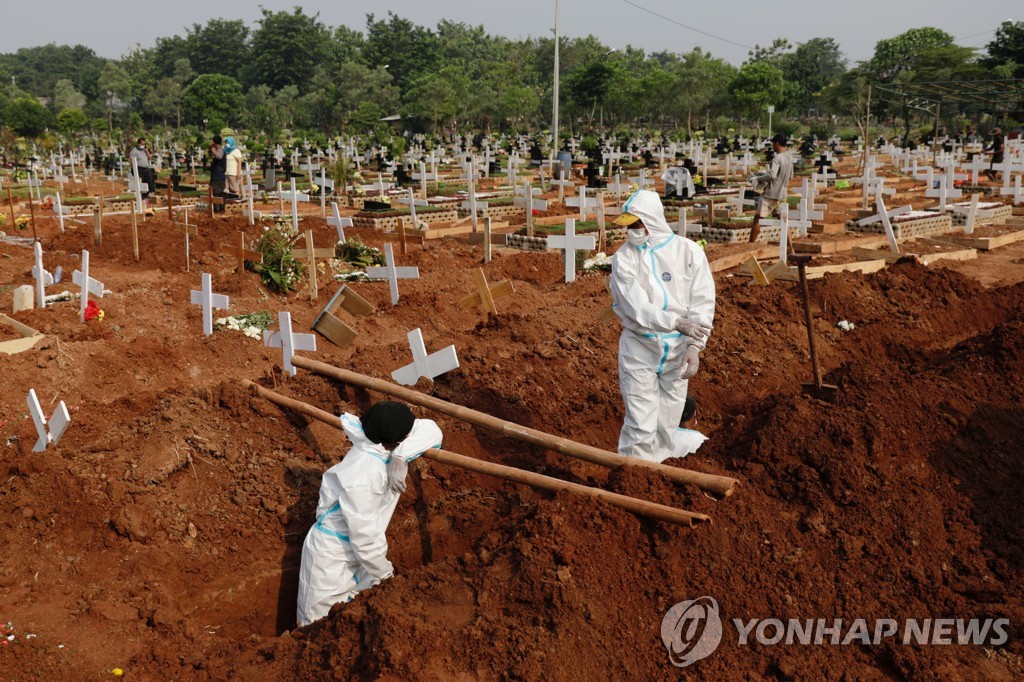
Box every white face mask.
[627,229,648,246]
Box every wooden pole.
[241,380,710,527]
[289,355,738,498]
[27,188,37,241]
[483,216,492,264]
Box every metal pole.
[550,0,560,173]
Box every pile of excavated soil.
[1,202,1022,680]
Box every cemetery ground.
[2,177,1024,680]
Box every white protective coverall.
[668,427,708,461]
[296,413,442,627]
[611,190,716,461]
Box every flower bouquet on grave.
[214,311,273,339]
[84,299,104,321]
[40,195,54,210]
[0,212,7,229]
[583,252,612,272]
[14,215,30,230]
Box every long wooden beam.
[289,355,739,498]
[242,380,710,527]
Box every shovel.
[789,254,839,403]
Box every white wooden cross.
[961,156,990,185]
[32,241,54,309]
[129,158,148,214]
[674,207,702,239]
[280,178,310,233]
[53,191,69,233]
[461,167,482,232]
[856,203,913,228]
[873,196,901,254]
[630,168,656,190]
[263,311,317,377]
[190,272,231,337]
[72,250,104,322]
[365,242,420,306]
[27,389,71,452]
[391,328,460,386]
[726,189,757,215]
[547,218,596,283]
[412,162,437,198]
[606,173,631,206]
[565,185,602,220]
[398,187,429,228]
[318,167,334,217]
[999,175,1023,205]
[242,161,261,224]
[925,175,962,211]
[550,170,574,204]
[328,202,352,243]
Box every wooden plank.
[313,313,358,349]
[850,246,904,264]
[334,285,375,317]
[918,248,977,265]
[0,313,43,355]
[737,256,770,285]
[929,230,1024,251]
[708,245,777,273]
[458,279,514,310]
[773,259,888,281]
[794,235,888,255]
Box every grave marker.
[547,218,596,283]
[391,328,460,386]
[72,250,104,322]
[26,388,71,452]
[458,267,514,314]
[32,241,53,309]
[312,284,375,349]
[280,178,310,233]
[219,232,263,274]
[365,242,420,305]
[327,202,352,243]
[189,272,230,336]
[263,311,317,377]
[874,196,901,254]
[173,215,199,272]
[293,229,336,300]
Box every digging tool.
[242,380,710,527]
[789,254,839,403]
[289,355,739,498]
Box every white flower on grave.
[837,320,855,332]
[583,252,612,271]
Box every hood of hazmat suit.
[296,413,442,626]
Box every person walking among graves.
[296,401,442,627]
[748,132,794,243]
[668,396,708,460]
[128,138,155,200]
[609,189,716,462]
[983,128,1004,181]
[223,136,244,196]
[209,135,227,212]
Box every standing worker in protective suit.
[610,189,715,462]
[296,401,442,627]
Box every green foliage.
[5,97,52,137]
[182,74,244,125]
[56,107,87,134]
[252,225,306,293]
[334,236,385,268]
[868,27,954,81]
[729,61,785,120]
[984,21,1024,77]
[186,19,251,78]
[248,8,333,92]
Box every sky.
[0,0,1017,66]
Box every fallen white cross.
[27,388,71,452]
[263,311,317,377]
[391,328,460,385]
[190,273,230,336]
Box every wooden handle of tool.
[289,355,738,498]
[241,380,709,527]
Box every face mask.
[627,230,648,246]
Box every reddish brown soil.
[1,182,1023,680]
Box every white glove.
[676,318,711,342]
[386,456,409,495]
[680,346,700,379]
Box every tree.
[97,61,132,130]
[364,12,438,91]
[6,97,52,137]
[565,61,619,126]
[868,28,954,81]
[728,61,784,134]
[186,19,251,77]
[53,78,86,110]
[182,73,244,125]
[671,48,737,134]
[57,107,88,135]
[780,38,846,114]
[248,8,332,91]
[984,21,1024,77]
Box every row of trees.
[0,9,1021,142]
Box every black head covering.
[361,401,414,445]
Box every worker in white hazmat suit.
[296,401,442,627]
[610,189,716,461]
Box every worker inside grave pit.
[609,190,716,462]
[296,401,442,627]
[668,395,708,461]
